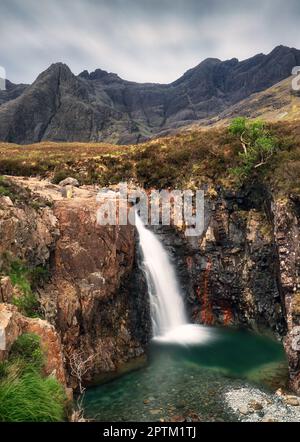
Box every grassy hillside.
[0,121,299,196]
[187,76,300,129]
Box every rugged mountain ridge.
[0,45,299,144]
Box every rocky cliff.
[0,177,150,389]
[40,195,149,386]
[0,45,299,144]
[273,198,300,392]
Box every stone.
[22,316,66,386]
[169,415,185,422]
[59,177,79,187]
[0,276,14,303]
[0,196,13,207]
[283,396,300,406]
[176,401,186,409]
[149,409,161,415]
[60,184,74,198]
[0,304,21,356]
[248,400,264,411]
[238,406,249,415]
[261,417,277,422]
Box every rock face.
[40,196,150,386]
[153,187,286,336]
[0,80,28,106]
[0,178,150,388]
[272,198,300,392]
[0,45,299,144]
[0,188,58,268]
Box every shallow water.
[83,326,288,422]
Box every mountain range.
[0,45,299,145]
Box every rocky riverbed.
[224,387,300,422]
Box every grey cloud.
[0,0,299,84]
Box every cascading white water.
[135,213,215,345]
[135,213,187,336]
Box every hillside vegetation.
[0,120,299,196]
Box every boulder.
[0,196,13,207]
[248,400,264,411]
[0,304,21,357]
[283,396,300,406]
[59,177,79,187]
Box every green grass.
[0,334,66,422]
[0,175,13,198]
[8,260,41,318]
[0,254,49,318]
[10,333,44,371]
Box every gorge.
[0,160,299,421]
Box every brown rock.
[59,178,79,187]
[0,304,22,358]
[248,400,264,411]
[169,415,185,422]
[238,406,250,415]
[0,276,14,303]
[283,396,300,406]
[40,196,148,387]
[149,409,161,415]
[0,196,13,207]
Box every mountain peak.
[1,45,300,145]
[46,62,72,74]
[78,68,123,83]
[271,44,293,54]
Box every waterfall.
[135,213,214,345]
[135,213,187,336]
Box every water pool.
[83,326,288,422]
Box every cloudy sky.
[0,0,299,84]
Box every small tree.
[68,350,94,422]
[229,117,277,179]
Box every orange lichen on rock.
[200,259,214,325]
[222,306,234,326]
